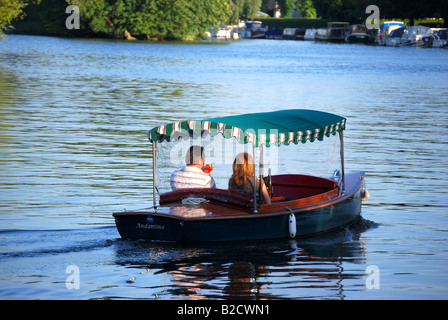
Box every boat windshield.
[246,22,263,29]
[351,25,367,33]
[149,110,346,200]
[154,132,342,196]
[435,30,447,39]
[389,28,404,37]
[380,22,405,35]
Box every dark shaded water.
[0,35,447,300]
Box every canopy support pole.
[339,130,345,194]
[152,141,157,208]
[258,145,264,207]
[253,142,258,213]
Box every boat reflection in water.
[113,216,377,300]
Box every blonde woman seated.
[228,152,271,205]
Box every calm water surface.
[0,35,448,300]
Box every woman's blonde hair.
[230,152,254,187]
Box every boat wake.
[0,226,118,260]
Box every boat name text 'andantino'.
[136,223,165,230]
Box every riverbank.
[12,18,446,46]
[10,0,444,42]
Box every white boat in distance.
[385,27,405,46]
[400,25,431,47]
[425,28,448,48]
[208,24,239,40]
[304,28,317,40]
[377,21,405,45]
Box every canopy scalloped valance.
[149,109,346,147]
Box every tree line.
[312,0,446,27]
[2,0,447,40]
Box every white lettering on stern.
[136,223,165,230]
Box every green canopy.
[149,109,346,147]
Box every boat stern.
[113,208,183,241]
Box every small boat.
[238,21,266,39]
[345,24,373,44]
[399,25,431,47]
[315,22,350,42]
[304,28,317,40]
[265,28,283,40]
[378,21,405,45]
[208,24,239,40]
[432,29,448,48]
[113,109,369,242]
[424,28,448,48]
[385,27,405,46]
[283,28,306,40]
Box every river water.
[0,35,447,300]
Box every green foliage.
[13,0,83,37]
[0,0,27,28]
[230,0,261,23]
[277,0,295,18]
[313,0,448,26]
[313,0,361,22]
[68,0,231,40]
[296,0,316,18]
[260,0,316,19]
[0,0,40,39]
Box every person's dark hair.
[185,145,204,165]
